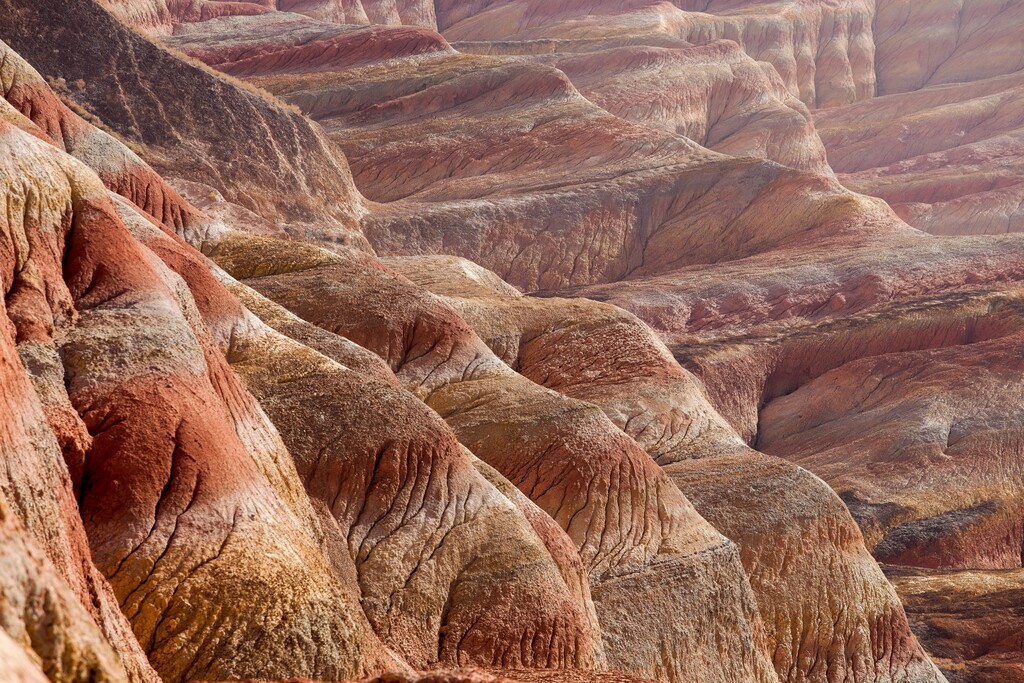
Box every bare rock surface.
[0,32,647,683]
[208,230,778,683]
[434,0,877,109]
[2,0,370,247]
[817,73,1024,237]
[8,2,1024,683]
[0,104,397,683]
[165,12,908,294]
[385,255,946,683]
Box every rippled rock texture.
[4,1,1024,683]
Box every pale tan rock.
[387,254,946,683]
[209,230,778,683]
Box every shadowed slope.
[888,566,1024,683]
[1,0,369,246]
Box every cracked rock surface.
[3,2,1024,683]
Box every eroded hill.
[2,2,1023,683]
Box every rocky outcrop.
[0,106,165,683]
[0,12,779,683]
[1,109,397,683]
[0,323,145,683]
[0,28,622,683]
[142,6,959,683]
[136,224,605,672]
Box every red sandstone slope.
[0,76,401,683]
[205,234,779,683]
[0,10,779,683]
[0,29,630,682]
[164,13,906,293]
[20,3,957,683]
[165,5,1024,682]
[153,15,960,683]
[384,256,948,683]
[8,2,1024,683]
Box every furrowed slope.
[12,3,1023,683]
[166,13,910,293]
[0,31,621,680]
[802,0,1024,238]
[434,0,877,109]
[156,7,952,683]
[2,9,774,683]
[2,0,369,247]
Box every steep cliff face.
[807,1,1024,238]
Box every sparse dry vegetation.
[162,44,304,115]
[46,74,148,154]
